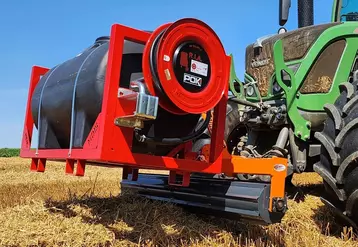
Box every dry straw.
[0,157,357,247]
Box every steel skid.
[20,22,288,223]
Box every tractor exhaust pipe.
[298,0,314,28]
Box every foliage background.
[0,148,20,157]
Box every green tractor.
[223,0,358,226]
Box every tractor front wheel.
[314,82,358,224]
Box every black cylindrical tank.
[31,37,145,148]
[31,36,202,153]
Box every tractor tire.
[192,100,244,154]
[314,82,358,224]
[224,101,246,153]
[191,100,244,179]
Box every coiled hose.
[134,111,211,146]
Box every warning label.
[190,59,208,77]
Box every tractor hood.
[245,23,339,97]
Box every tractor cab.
[344,13,358,21]
[335,0,358,22]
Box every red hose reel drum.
[143,18,228,115]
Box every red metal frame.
[20,23,231,171]
[20,22,288,211]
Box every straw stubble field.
[0,157,357,247]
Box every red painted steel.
[65,159,75,175]
[141,23,184,115]
[20,20,288,212]
[21,66,49,151]
[157,18,228,114]
[20,22,232,174]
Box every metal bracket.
[122,167,139,181]
[228,54,245,100]
[65,159,86,176]
[30,158,46,172]
[273,39,311,141]
[168,171,191,187]
[115,81,159,128]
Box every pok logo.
[183,73,202,87]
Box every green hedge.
[0,148,20,157]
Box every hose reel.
[143,18,228,115]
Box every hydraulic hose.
[228,96,261,109]
[135,111,211,146]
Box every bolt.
[306,122,311,129]
[298,162,305,172]
[296,93,300,98]
[275,199,286,212]
[304,135,309,140]
[297,131,302,137]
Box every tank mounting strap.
[69,45,103,156]
[36,66,59,154]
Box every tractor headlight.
[246,85,255,97]
[273,82,282,93]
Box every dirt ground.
[0,157,356,247]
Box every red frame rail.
[20,23,287,211]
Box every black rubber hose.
[228,96,261,109]
[135,111,211,145]
[149,29,173,105]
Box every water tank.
[31,36,202,154]
[31,37,145,149]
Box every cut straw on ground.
[0,157,357,247]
